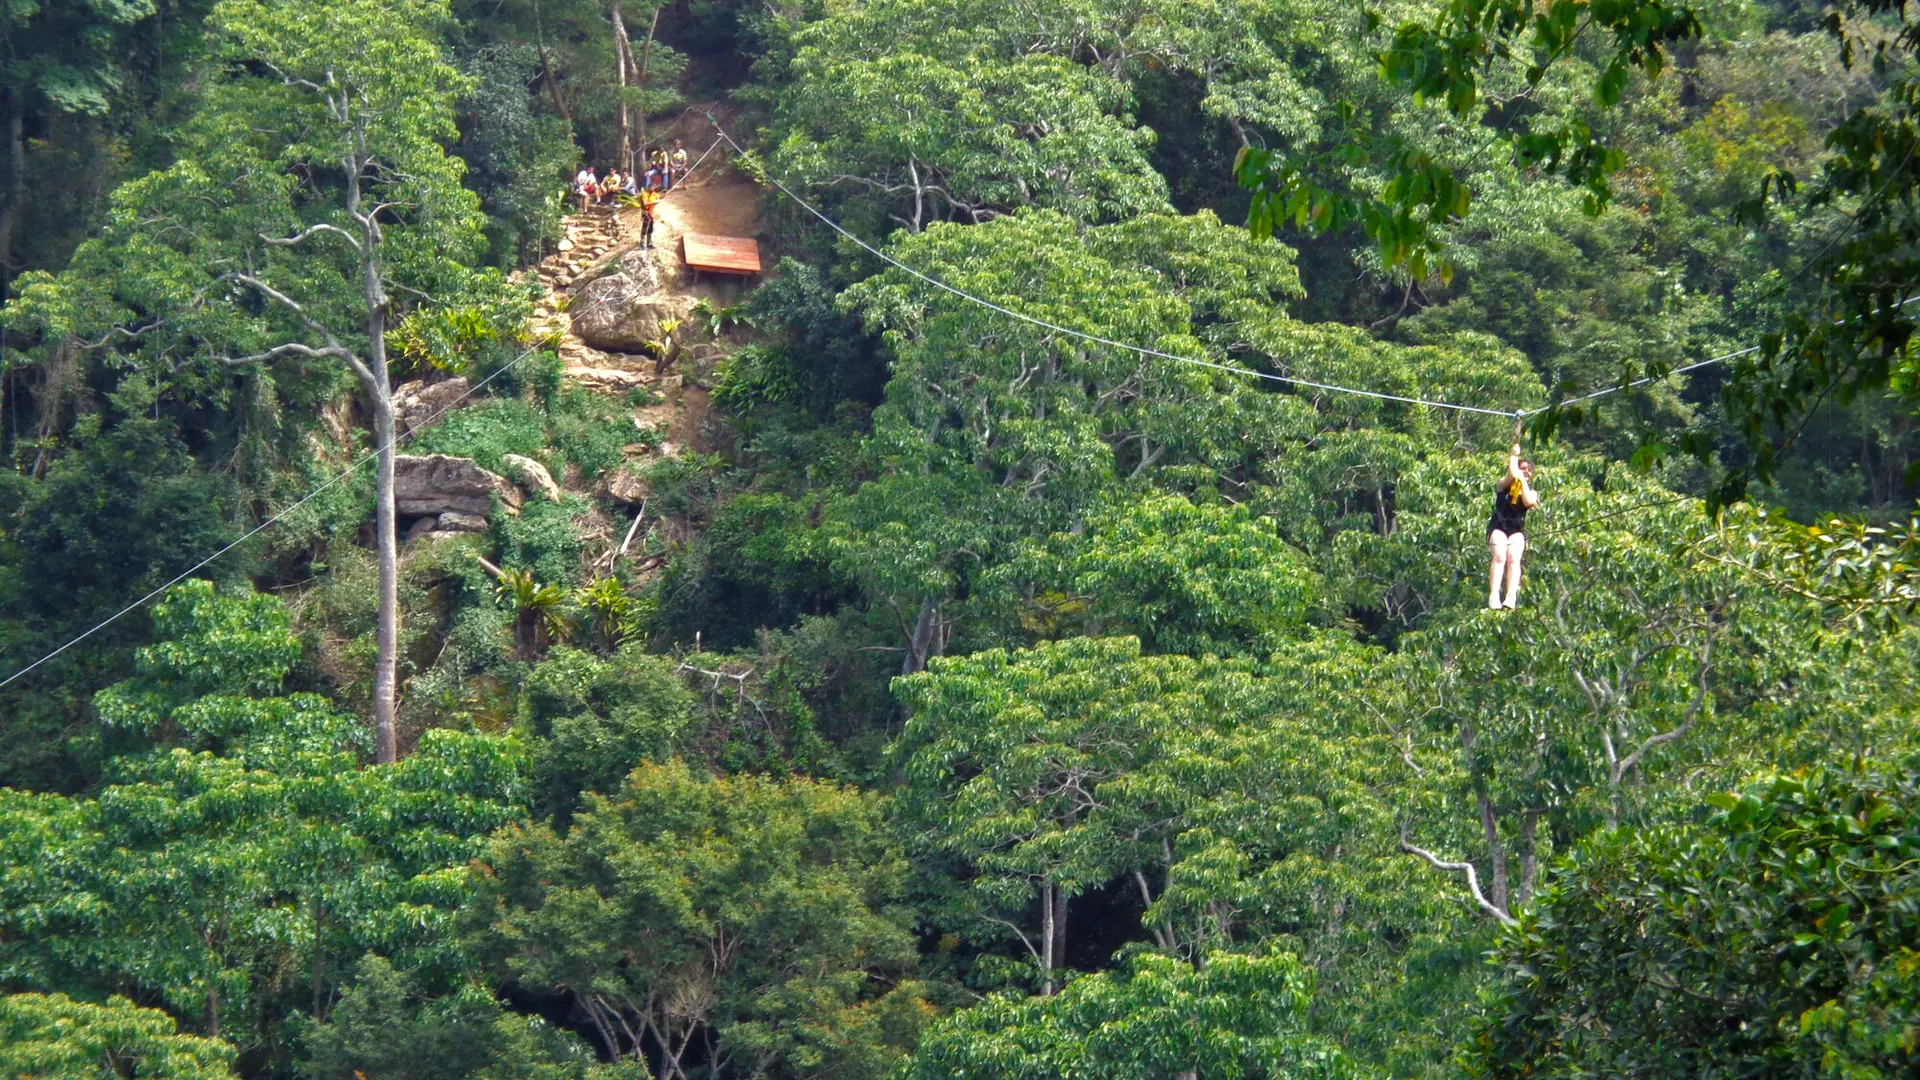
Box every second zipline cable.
[0,282,627,691]
[703,114,1783,422]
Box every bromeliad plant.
[691,297,749,338]
[496,568,572,659]
[574,577,641,653]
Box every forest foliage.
[2,0,1920,1077]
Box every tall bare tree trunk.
[1514,810,1541,908]
[631,7,659,168]
[347,134,400,765]
[1477,786,1509,914]
[903,595,939,675]
[611,4,632,174]
[2,88,23,304]
[1051,886,1069,984]
[533,0,573,128]
[363,290,398,763]
[1459,718,1509,916]
[1040,880,1057,994]
[368,361,399,764]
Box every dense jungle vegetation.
[4,0,1920,1076]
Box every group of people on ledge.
[572,140,690,214]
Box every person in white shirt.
[573,167,597,213]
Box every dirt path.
[656,172,761,245]
[520,121,761,459]
[645,154,764,305]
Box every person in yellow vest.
[669,140,689,187]
[638,186,662,249]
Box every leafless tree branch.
[1613,626,1717,781]
[220,341,354,366]
[1400,828,1518,927]
[260,223,363,254]
[75,319,167,350]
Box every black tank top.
[1488,481,1529,535]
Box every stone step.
[567,366,651,392]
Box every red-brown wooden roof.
[681,233,762,275]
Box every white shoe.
[1489,598,1503,610]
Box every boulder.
[392,377,473,436]
[404,516,439,544]
[436,511,491,533]
[393,454,522,518]
[618,248,663,291]
[501,453,563,502]
[602,467,649,505]
[571,270,674,353]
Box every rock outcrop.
[571,268,676,353]
[567,366,651,393]
[501,453,563,502]
[394,454,522,523]
[435,511,491,533]
[601,467,649,505]
[392,377,473,436]
[616,247,663,292]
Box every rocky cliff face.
[394,454,523,536]
[393,378,473,436]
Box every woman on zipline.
[1487,442,1540,610]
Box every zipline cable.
[0,284,628,692]
[702,115,1793,423]
[4,138,742,693]
[4,123,1894,689]
[676,136,725,188]
[1546,295,1920,412]
[703,118,1524,418]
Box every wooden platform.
[681,232,762,276]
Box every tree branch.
[224,272,375,386]
[258,59,326,96]
[260,223,363,254]
[982,913,1045,965]
[1399,829,1517,926]
[220,341,354,366]
[1613,626,1717,782]
[76,319,167,350]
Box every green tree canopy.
[986,494,1318,655]
[773,51,1167,231]
[0,581,528,1047]
[462,759,925,1080]
[904,950,1353,1080]
[0,992,238,1080]
[1475,759,1920,1079]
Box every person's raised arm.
[1510,445,1542,508]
